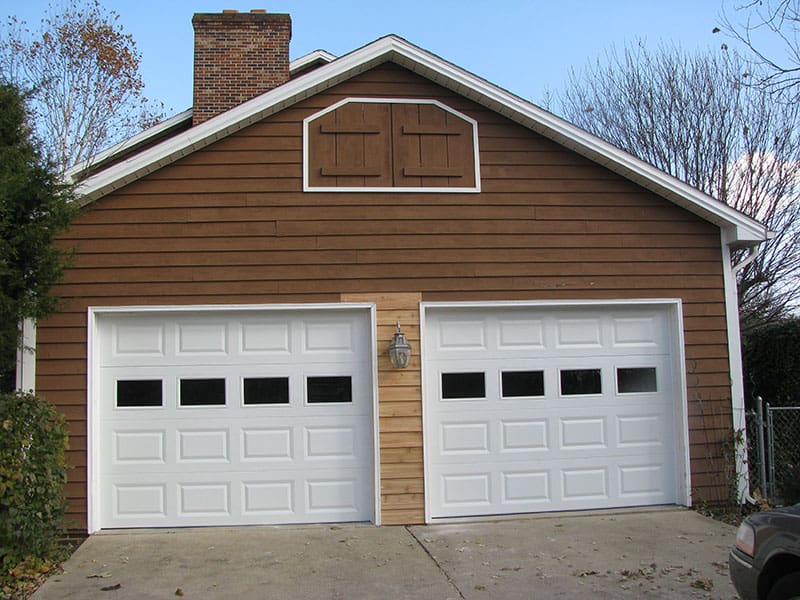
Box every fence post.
[757,397,767,500]
[766,402,775,502]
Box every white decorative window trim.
[303,97,481,193]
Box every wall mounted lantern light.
[388,321,412,369]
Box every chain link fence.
[746,399,800,505]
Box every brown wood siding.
[39,63,733,530]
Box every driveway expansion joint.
[405,525,466,600]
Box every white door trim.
[86,302,379,533]
[419,299,690,523]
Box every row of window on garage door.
[112,366,659,408]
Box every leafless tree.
[0,0,163,174]
[717,0,800,99]
[557,43,800,333]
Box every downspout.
[724,233,768,506]
[732,244,761,276]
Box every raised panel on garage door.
[95,308,375,529]
[424,304,684,519]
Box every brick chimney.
[192,10,292,126]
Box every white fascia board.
[73,35,767,244]
[73,51,334,180]
[66,109,193,184]
[290,49,336,75]
[74,40,393,205]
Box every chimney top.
[192,11,292,126]
[219,9,269,14]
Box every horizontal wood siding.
[342,292,423,525]
[38,63,732,530]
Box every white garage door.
[93,307,375,529]
[424,303,686,519]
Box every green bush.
[0,391,68,572]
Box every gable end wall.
[39,64,733,530]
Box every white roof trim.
[74,35,767,244]
[290,49,336,75]
[65,52,335,181]
[65,108,193,182]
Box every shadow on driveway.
[33,507,738,599]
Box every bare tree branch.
[557,43,800,333]
[718,0,800,99]
[0,0,164,174]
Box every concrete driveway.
[33,507,739,599]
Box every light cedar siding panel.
[342,292,424,525]
[38,63,734,531]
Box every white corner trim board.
[15,318,37,392]
[720,232,754,503]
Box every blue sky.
[5,0,770,117]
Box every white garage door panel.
[105,471,368,526]
[425,305,683,519]
[435,455,675,515]
[95,309,375,529]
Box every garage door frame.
[86,303,381,533]
[420,299,690,523]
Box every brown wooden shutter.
[392,102,476,188]
[307,100,477,190]
[308,102,392,187]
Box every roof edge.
[382,37,767,244]
[73,35,767,244]
[66,108,193,183]
[289,49,336,76]
[68,52,338,184]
